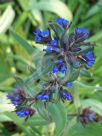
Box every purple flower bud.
[35,29,41,35]
[36,94,49,102]
[50,40,58,46]
[41,29,49,38]
[87,60,95,68]
[16,107,35,118]
[36,90,52,102]
[88,113,94,121]
[57,59,63,65]
[60,90,73,101]
[75,28,89,42]
[53,47,60,53]
[44,46,53,53]
[66,82,73,88]
[85,51,95,68]
[35,36,42,43]
[52,67,59,74]
[86,51,94,60]
[60,66,67,74]
[57,18,69,29]
[62,19,69,29]
[7,89,26,106]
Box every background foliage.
[0,0,102,136]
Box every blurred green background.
[0,0,102,136]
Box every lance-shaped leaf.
[11,30,34,55]
[48,102,67,136]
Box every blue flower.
[41,29,49,38]
[53,47,60,53]
[44,46,53,53]
[86,51,94,60]
[66,82,73,88]
[60,90,73,101]
[75,28,89,42]
[34,29,42,43]
[35,29,41,35]
[63,19,69,28]
[36,91,51,102]
[36,94,49,102]
[85,51,95,68]
[7,89,26,106]
[57,18,63,25]
[50,40,58,46]
[57,18,69,29]
[44,46,60,53]
[34,29,50,43]
[12,101,19,106]
[57,59,63,65]
[35,36,41,43]
[88,113,94,121]
[52,67,59,75]
[60,65,67,74]
[52,59,67,75]
[16,108,35,118]
[16,110,29,118]
[87,60,95,68]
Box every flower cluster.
[35,81,73,102]
[7,80,73,119]
[7,18,97,125]
[34,18,95,76]
[7,88,35,119]
[79,108,102,126]
[34,29,51,43]
[7,89,26,106]
[52,59,67,74]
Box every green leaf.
[18,0,29,10]
[69,123,102,136]
[5,112,35,136]
[27,114,49,126]
[30,0,72,20]
[0,5,15,34]
[11,30,34,55]
[75,81,102,90]
[81,99,102,115]
[48,102,67,136]
[13,12,28,31]
[88,32,102,42]
[0,114,12,122]
[36,102,52,121]
[62,118,76,136]
[95,42,102,58]
[86,0,102,18]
